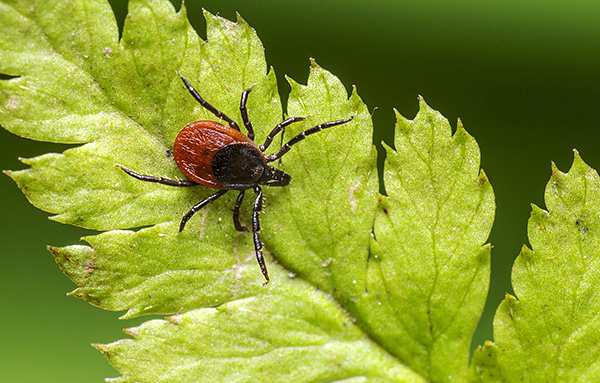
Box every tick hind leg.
[251,186,270,285]
[179,189,228,232]
[233,190,248,232]
[118,165,222,232]
[118,165,198,187]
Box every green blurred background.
[2,0,599,381]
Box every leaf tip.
[519,243,532,253]
[17,156,34,167]
[309,58,320,69]
[477,169,490,184]
[203,8,236,30]
[285,74,300,88]
[48,245,75,269]
[393,108,410,130]
[47,244,59,255]
[482,339,497,349]
[66,287,85,298]
[92,343,111,356]
[201,7,213,19]
[454,117,473,138]
[516,244,534,265]
[570,148,590,171]
[550,161,562,177]
[530,203,548,218]
[349,84,362,105]
[122,326,140,337]
[119,308,140,320]
[417,95,430,110]
[178,0,188,14]
[235,11,250,26]
[167,313,184,325]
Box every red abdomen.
[173,120,256,189]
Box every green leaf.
[472,151,600,382]
[2,0,281,230]
[1,0,495,381]
[369,100,494,382]
[469,340,503,383]
[97,281,425,383]
[263,61,379,295]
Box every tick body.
[120,74,352,284]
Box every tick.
[119,74,352,284]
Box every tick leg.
[233,190,248,232]
[252,186,269,285]
[239,87,255,141]
[260,117,305,152]
[119,165,198,187]
[264,166,291,187]
[265,116,354,162]
[177,73,241,131]
[179,190,228,232]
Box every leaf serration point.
[92,343,110,355]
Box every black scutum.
[212,143,266,189]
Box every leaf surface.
[366,101,494,382]
[472,152,600,382]
[99,281,425,383]
[1,0,495,381]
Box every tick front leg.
[179,190,228,232]
[118,165,198,186]
[260,116,305,152]
[233,190,248,232]
[239,87,255,141]
[252,186,270,285]
[265,116,354,162]
[177,73,241,131]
